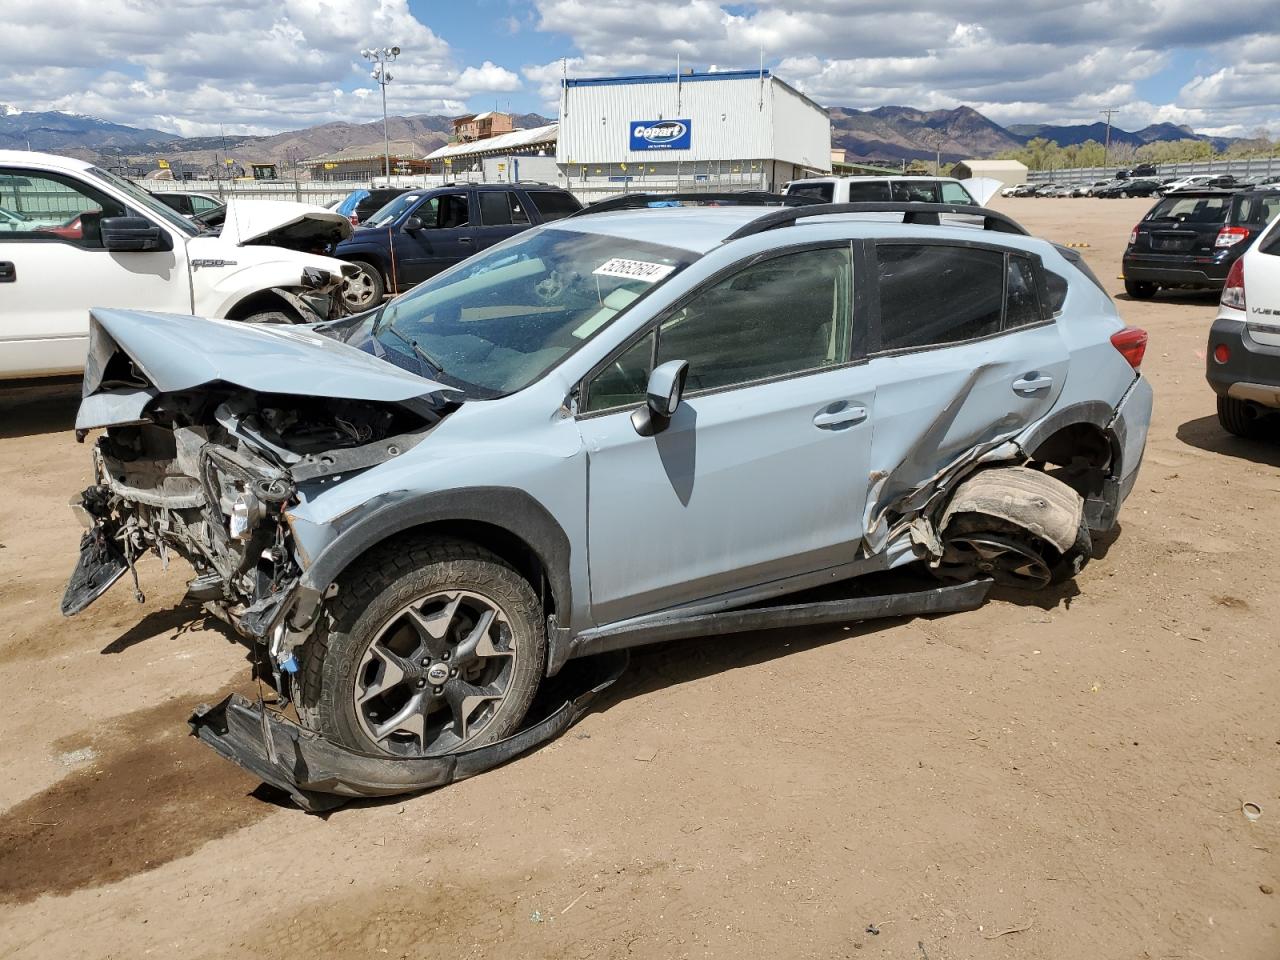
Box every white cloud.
[0,0,532,136]
[529,0,1280,134]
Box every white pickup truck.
[0,151,355,380]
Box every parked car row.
[1010,173,1280,200]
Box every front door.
[0,166,190,378]
[577,244,875,625]
[395,191,477,287]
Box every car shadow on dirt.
[1114,290,1221,307]
[0,380,81,439]
[1176,414,1280,467]
[100,600,233,655]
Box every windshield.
[89,167,200,237]
[365,193,423,227]
[373,227,695,397]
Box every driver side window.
[435,193,469,229]
[583,245,854,412]
[0,169,125,248]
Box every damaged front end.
[63,307,460,690]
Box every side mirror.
[100,216,170,252]
[403,216,424,232]
[631,360,689,437]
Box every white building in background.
[556,69,832,191]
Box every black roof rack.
[721,202,1029,242]
[567,191,820,219]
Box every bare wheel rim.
[936,534,1053,589]
[341,268,378,309]
[354,589,519,757]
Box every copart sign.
[629,119,692,151]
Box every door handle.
[1012,374,1053,394]
[0,262,14,283]
[813,403,868,429]
[458,237,473,244]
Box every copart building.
[556,69,831,192]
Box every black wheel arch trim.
[291,485,573,640]
[1018,398,1129,531]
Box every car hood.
[218,199,354,246]
[960,177,1003,205]
[77,308,459,430]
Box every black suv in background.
[1122,188,1280,298]
[334,183,582,309]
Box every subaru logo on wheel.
[629,118,692,151]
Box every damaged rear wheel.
[295,539,545,758]
[932,466,1092,590]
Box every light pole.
[362,45,401,181]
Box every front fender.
[194,253,350,318]
[286,485,573,636]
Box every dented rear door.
[862,240,1069,520]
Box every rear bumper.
[1122,253,1231,288]
[1206,317,1280,408]
[1111,374,1153,521]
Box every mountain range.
[0,101,1234,170]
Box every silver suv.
[64,195,1152,801]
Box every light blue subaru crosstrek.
[64,196,1152,798]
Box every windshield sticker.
[593,258,676,283]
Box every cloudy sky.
[3,0,1275,138]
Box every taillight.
[1215,225,1250,248]
[349,214,359,227]
[1129,225,1139,245]
[1221,258,1246,310]
[1213,343,1231,364]
[1111,326,1148,369]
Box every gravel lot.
[1,197,1277,960]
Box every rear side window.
[1231,193,1280,228]
[527,191,581,221]
[478,191,529,226]
[846,181,891,201]
[1005,256,1043,328]
[875,245,1005,350]
[1147,195,1231,223]
[940,181,975,205]
[891,181,940,202]
[787,182,834,202]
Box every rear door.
[473,190,532,251]
[861,240,1069,538]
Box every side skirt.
[565,578,993,661]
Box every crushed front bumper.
[190,651,628,812]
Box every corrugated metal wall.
[557,75,830,173]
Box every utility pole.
[1100,107,1117,167]
[363,45,401,181]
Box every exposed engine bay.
[64,386,441,687]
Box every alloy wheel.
[935,533,1053,589]
[341,267,379,310]
[353,589,519,757]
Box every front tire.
[1125,278,1157,299]
[1217,395,1263,438]
[341,259,386,311]
[295,539,546,758]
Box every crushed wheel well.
[1028,421,1114,471]
[225,290,301,322]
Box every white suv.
[784,175,1000,206]
[0,151,356,380]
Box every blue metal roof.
[564,69,771,88]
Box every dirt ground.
[1,197,1277,960]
